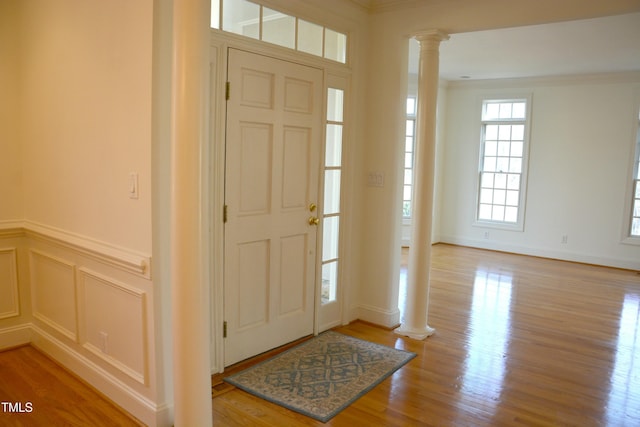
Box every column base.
[394,324,435,340]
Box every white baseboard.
[0,324,32,350]
[28,323,172,427]
[356,304,401,328]
[439,236,640,271]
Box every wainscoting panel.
[30,249,78,341]
[0,248,19,319]
[79,268,147,385]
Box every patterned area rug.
[224,331,416,422]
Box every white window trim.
[621,92,640,246]
[473,94,533,232]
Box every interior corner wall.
[439,76,640,270]
[0,0,22,222]
[0,1,171,425]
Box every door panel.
[224,49,323,366]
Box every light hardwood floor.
[213,244,640,426]
[1,244,639,426]
[0,345,143,426]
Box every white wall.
[0,1,169,425]
[0,1,22,222]
[439,75,640,269]
[19,0,153,253]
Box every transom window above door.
[210,0,347,64]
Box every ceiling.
[408,12,640,81]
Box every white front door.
[224,48,323,366]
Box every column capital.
[413,29,450,44]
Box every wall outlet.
[99,331,109,354]
[561,235,568,244]
[483,231,490,239]
[129,172,139,199]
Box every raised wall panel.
[79,268,147,384]
[30,250,77,340]
[237,240,269,330]
[0,248,19,319]
[239,122,273,215]
[240,69,274,109]
[281,127,311,210]
[284,77,313,114]
[279,234,306,316]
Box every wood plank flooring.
[213,244,640,426]
[0,345,142,426]
[1,244,638,425]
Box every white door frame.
[208,33,353,373]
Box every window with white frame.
[210,0,347,64]
[403,97,416,218]
[630,109,640,238]
[321,87,344,304]
[477,98,530,227]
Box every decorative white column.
[170,0,213,425]
[395,30,449,340]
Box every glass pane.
[324,28,347,63]
[298,19,323,56]
[479,204,492,220]
[499,103,512,119]
[323,170,341,215]
[403,185,412,200]
[494,189,506,205]
[505,206,518,222]
[404,169,412,185]
[403,201,411,217]
[511,140,523,157]
[322,216,340,261]
[405,137,414,152]
[484,140,497,157]
[632,217,640,236]
[635,180,640,198]
[496,157,509,172]
[485,125,498,140]
[633,199,640,217]
[512,102,526,119]
[480,189,493,204]
[325,124,342,167]
[492,205,505,221]
[494,173,507,189]
[222,0,259,38]
[406,120,414,137]
[407,97,416,115]
[512,124,525,140]
[506,190,519,206]
[509,158,522,173]
[262,8,295,49]
[498,125,511,141]
[498,140,510,156]
[507,174,520,190]
[481,172,494,188]
[405,152,412,168]
[211,0,220,28]
[321,261,338,304]
[327,88,344,122]
[483,157,497,172]
[484,103,499,120]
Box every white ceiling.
[409,12,640,81]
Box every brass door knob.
[308,216,320,226]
